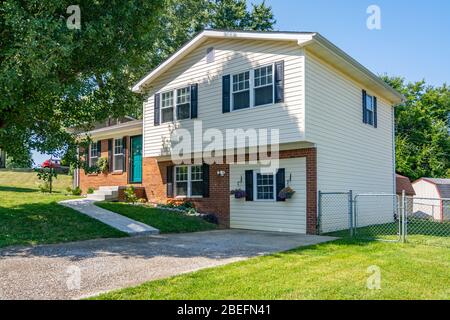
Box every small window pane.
[232,71,250,93]
[191,166,203,181]
[254,86,273,106]
[254,65,273,88]
[176,182,188,196]
[162,107,174,123]
[233,91,250,110]
[177,103,190,120]
[191,181,203,196]
[114,155,123,171]
[161,91,173,108]
[177,87,190,105]
[114,139,123,155]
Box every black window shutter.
[202,163,210,198]
[274,61,285,103]
[97,141,101,155]
[222,75,231,113]
[191,84,198,119]
[276,168,286,202]
[245,170,254,201]
[85,145,90,168]
[154,93,161,126]
[373,96,378,128]
[362,90,367,124]
[122,137,127,173]
[167,166,174,198]
[108,139,113,172]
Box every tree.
[5,152,33,169]
[0,0,165,160]
[382,76,450,180]
[0,0,276,163]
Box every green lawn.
[0,171,126,248]
[327,220,450,247]
[95,202,217,233]
[93,239,450,300]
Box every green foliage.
[36,168,58,193]
[72,186,82,196]
[5,152,33,169]
[382,76,450,180]
[124,185,138,203]
[96,157,109,174]
[0,0,164,159]
[87,187,94,194]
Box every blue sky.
[258,0,449,86]
[32,1,450,165]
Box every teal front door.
[130,135,142,183]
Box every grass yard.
[96,202,217,233]
[93,239,450,300]
[0,171,126,248]
[327,220,450,247]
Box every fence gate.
[317,191,352,236]
[353,194,401,242]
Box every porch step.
[86,186,120,201]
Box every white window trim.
[113,138,124,172]
[159,86,191,123]
[89,142,99,167]
[230,63,275,112]
[253,170,276,202]
[174,165,203,198]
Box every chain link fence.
[318,191,450,247]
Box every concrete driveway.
[0,230,336,300]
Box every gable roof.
[132,29,403,104]
[396,174,415,196]
[413,178,450,199]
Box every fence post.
[317,191,322,234]
[348,190,353,237]
[401,190,406,243]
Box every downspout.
[392,106,397,207]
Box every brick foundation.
[141,147,317,234]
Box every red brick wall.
[141,147,317,234]
[79,137,144,193]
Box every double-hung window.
[89,142,99,167]
[255,172,275,201]
[175,165,203,197]
[176,87,191,120]
[232,71,250,110]
[254,65,274,106]
[113,138,124,171]
[161,91,174,123]
[365,94,375,126]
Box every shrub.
[201,213,219,225]
[38,182,50,193]
[97,157,109,173]
[72,186,82,196]
[124,185,138,203]
[87,187,95,194]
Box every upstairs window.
[113,138,124,171]
[232,71,250,110]
[254,65,274,106]
[365,94,375,125]
[161,91,174,123]
[362,90,377,127]
[176,87,191,120]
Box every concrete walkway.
[59,199,159,236]
[0,230,337,300]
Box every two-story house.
[76,30,403,235]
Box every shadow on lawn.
[0,186,39,193]
[0,229,337,262]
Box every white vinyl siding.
[412,180,442,220]
[305,51,395,232]
[143,38,305,157]
[230,158,306,234]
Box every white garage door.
[230,158,307,234]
